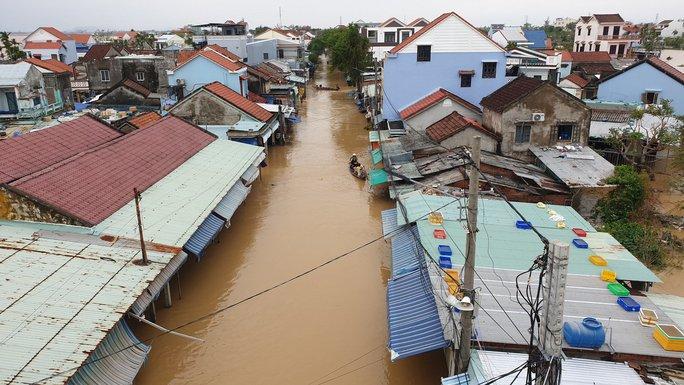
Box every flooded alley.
[133,61,445,384]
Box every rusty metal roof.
[0,224,176,385]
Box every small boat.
[349,163,367,180]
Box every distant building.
[573,14,639,58]
[70,33,96,58]
[246,39,278,66]
[382,12,508,120]
[506,46,562,82]
[254,28,305,44]
[25,57,75,110]
[522,29,550,50]
[559,72,590,99]
[359,17,429,61]
[0,62,50,119]
[112,30,139,41]
[660,49,684,70]
[22,26,77,64]
[659,19,683,38]
[155,34,187,50]
[89,78,161,110]
[191,20,248,36]
[490,26,531,48]
[597,57,684,114]
[552,17,577,28]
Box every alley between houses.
[132,60,444,385]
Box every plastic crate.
[600,269,616,282]
[438,245,453,256]
[617,297,641,312]
[653,324,684,351]
[439,261,452,269]
[442,269,460,284]
[516,220,532,229]
[572,228,587,237]
[589,255,607,266]
[607,282,629,296]
[433,229,446,239]
[572,238,588,249]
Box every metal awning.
[213,182,251,221]
[369,169,389,186]
[387,267,448,361]
[241,165,259,185]
[381,208,399,238]
[371,148,383,165]
[130,252,189,315]
[182,213,226,259]
[67,320,150,385]
[441,374,471,385]
[391,226,424,278]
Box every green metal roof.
[369,169,389,186]
[368,130,390,143]
[371,148,383,164]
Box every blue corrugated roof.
[441,373,471,385]
[381,208,400,237]
[183,213,226,259]
[522,29,548,49]
[213,182,251,221]
[391,225,424,278]
[387,267,448,361]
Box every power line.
[306,344,384,385]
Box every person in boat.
[350,154,360,168]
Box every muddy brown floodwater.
[133,62,446,384]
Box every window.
[482,62,497,78]
[263,52,269,60]
[577,26,582,36]
[100,69,110,82]
[603,26,609,35]
[556,124,576,141]
[401,30,410,42]
[460,74,472,87]
[136,72,145,81]
[594,44,601,52]
[587,26,592,35]
[277,49,284,59]
[417,45,431,62]
[384,31,396,43]
[51,54,58,60]
[515,123,531,143]
[579,43,585,52]
[533,75,542,80]
[644,91,659,104]
[609,45,617,54]
[367,30,376,38]
[613,26,620,35]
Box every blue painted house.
[167,46,248,98]
[382,12,508,120]
[597,57,684,114]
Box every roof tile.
[25,57,74,75]
[204,82,273,122]
[563,73,590,88]
[24,41,63,50]
[480,76,545,113]
[399,88,481,120]
[426,111,498,142]
[127,111,162,129]
[569,51,612,63]
[38,27,71,41]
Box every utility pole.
[535,241,568,385]
[456,136,481,374]
[278,6,282,28]
[373,58,379,120]
[133,188,149,265]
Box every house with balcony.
[360,17,429,61]
[22,27,77,64]
[382,12,508,120]
[506,46,562,82]
[0,62,52,119]
[573,14,639,58]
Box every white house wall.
[397,14,504,54]
[405,99,482,133]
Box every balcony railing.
[597,34,640,41]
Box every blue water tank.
[563,317,605,349]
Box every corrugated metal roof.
[130,252,189,315]
[0,225,176,385]
[368,130,390,143]
[369,169,389,186]
[441,373,470,385]
[646,293,684,330]
[530,146,615,188]
[387,267,448,361]
[182,213,226,259]
[371,149,383,164]
[470,350,646,385]
[67,320,150,385]
[93,140,263,247]
[381,208,399,238]
[391,225,424,278]
[241,165,260,185]
[213,182,251,221]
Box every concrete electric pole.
[456,136,481,374]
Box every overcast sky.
[1,0,681,32]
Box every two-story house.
[22,27,78,64]
[382,12,508,121]
[573,14,639,58]
[360,17,429,61]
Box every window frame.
[263,52,269,60]
[384,31,396,43]
[482,62,497,78]
[460,73,472,87]
[100,69,110,82]
[416,45,431,62]
[367,30,377,38]
[135,71,145,82]
[556,123,576,142]
[645,91,659,104]
[515,123,532,144]
[603,26,610,35]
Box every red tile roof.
[205,44,242,62]
[480,76,545,113]
[8,115,215,226]
[399,88,481,120]
[175,49,244,72]
[390,12,502,54]
[569,51,612,63]
[121,78,152,97]
[204,82,273,122]
[25,57,74,75]
[426,111,498,142]
[24,41,63,50]
[127,111,162,129]
[0,115,121,184]
[177,50,199,65]
[599,57,684,86]
[70,33,91,44]
[593,14,624,23]
[38,27,71,41]
[83,43,120,61]
[247,92,268,103]
[408,18,429,27]
[563,73,590,88]
[574,62,617,76]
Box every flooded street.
[133,62,445,384]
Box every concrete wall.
[0,187,82,225]
[171,89,255,125]
[42,72,73,108]
[167,56,244,97]
[246,39,277,66]
[597,62,684,114]
[487,84,591,161]
[405,100,482,133]
[206,35,249,59]
[382,51,508,120]
[96,87,159,107]
[86,57,169,94]
[441,127,498,153]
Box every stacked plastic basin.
[438,245,452,269]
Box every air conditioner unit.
[532,113,545,122]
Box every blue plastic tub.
[563,317,605,349]
[572,238,589,249]
[439,256,452,264]
[439,261,452,269]
[617,297,641,312]
[438,245,452,256]
[516,220,532,229]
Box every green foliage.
[640,24,661,53]
[251,26,270,36]
[596,165,646,223]
[505,41,518,50]
[307,25,370,88]
[0,31,26,60]
[132,32,156,50]
[543,24,575,50]
[663,36,683,49]
[307,52,320,64]
[603,221,665,267]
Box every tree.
[607,100,683,179]
[329,25,370,91]
[0,31,26,60]
[640,24,661,54]
[251,26,270,36]
[132,32,156,50]
[505,41,518,50]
